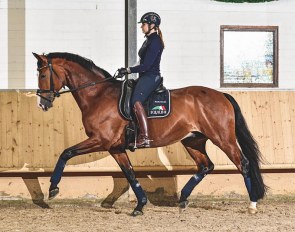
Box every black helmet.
[138,12,161,27]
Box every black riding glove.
[118,67,130,76]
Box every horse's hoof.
[248,206,258,214]
[131,209,143,217]
[101,202,113,208]
[179,200,190,213]
[48,187,59,200]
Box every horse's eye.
[41,74,46,79]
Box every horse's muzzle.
[38,94,54,111]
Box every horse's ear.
[32,52,46,63]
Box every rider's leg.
[131,74,161,148]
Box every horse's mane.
[46,52,112,79]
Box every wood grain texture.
[0,90,294,172]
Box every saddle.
[119,78,170,121]
[119,78,171,151]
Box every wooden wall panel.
[0,90,295,172]
[288,92,295,164]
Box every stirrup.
[130,138,152,148]
[135,140,151,148]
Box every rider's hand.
[118,67,130,76]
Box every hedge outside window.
[220,25,278,88]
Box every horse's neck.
[65,68,119,112]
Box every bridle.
[36,58,62,102]
[36,57,121,103]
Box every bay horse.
[33,52,266,216]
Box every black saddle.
[119,78,171,121]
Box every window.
[220,26,278,88]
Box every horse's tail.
[223,93,267,200]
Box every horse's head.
[33,52,65,111]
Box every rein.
[36,58,124,102]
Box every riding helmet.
[138,12,161,27]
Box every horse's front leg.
[110,148,147,216]
[49,137,102,200]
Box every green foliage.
[214,0,276,3]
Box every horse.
[33,52,267,216]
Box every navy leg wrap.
[50,150,75,188]
[244,175,258,202]
[120,165,147,207]
[242,156,258,202]
[180,173,204,202]
[130,180,147,207]
[50,158,66,188]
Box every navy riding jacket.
[129,32,163,77]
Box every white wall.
[138,0,295,90]
[25,0,124,89]
[1,0,295,89]
[0,0,8,89]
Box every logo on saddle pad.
[150,105,167,116]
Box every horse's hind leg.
[109,148,147,217]
[179,133,214,212]
[211,132,257,213]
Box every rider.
[118,12,165,148]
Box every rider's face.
[141,23,149,34]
